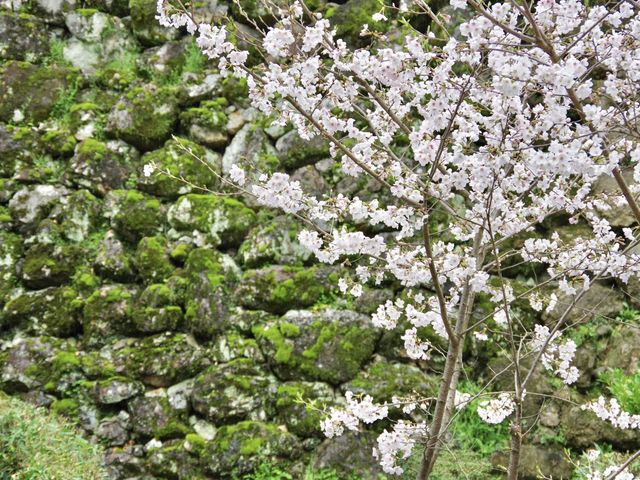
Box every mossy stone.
[330,0,389,48]
[2,286,82,337]
[105,189,164,243]
[111,333,210,387]
[48,189,102,243]
[42,129,77,158]
[70,139,141,196]
[276,381,336,438]
[20,243,83,289]
[138,138,222,199]
[0,336,75,392]
[179,99,229,150]
[236,266,336,314]
[191,359,277,423]
[275,129,330,171]
[147,439,205,479]
[238,215,312,268]
[134,236,175,284]
[0,60,79,123]
[8,184,69,234]
[181,248,241,339]
[93,230,136,282]
[0,12,50,63]
[92,376,144,404]
[168,194,256,247]
[129,0,180,46]
[253,308,379,385]
[128,392,190,440]
[82,284,137,347]
[204,421,300,476]
[343,360,439,404]
[105,85,179,151]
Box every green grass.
[400,447,503,480]
[599,368,640,414]
[0,392,106,479]
[183,40,207,74]
[49,78,80,124]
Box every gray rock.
[542,282,625,327]
[110,333,210,387]
[128,389,189,439]
[69,139,140,196]
[0,12,50,63]
[592,168,637,228]
[9,185,69,233]
[93,230,136,282]
[0,61,79,123]
[491,444,573,479]
[275,129,330,170]
[238,215,312,268]
[93,377,144,404]
[96,412,130,446]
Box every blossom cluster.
[156,0,640,474]
[477,393,516,425]
[531,324,579,385]
[582,396,640,430]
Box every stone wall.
[1,0,640,478]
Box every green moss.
[180,100,228,130]
[42,129,76,157]
[50,398,79,417]
[135,236,175,283]
[109,189,164,243]
[106,85,178,151]
[239,266,334,314]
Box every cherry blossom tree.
[153,0,640,477]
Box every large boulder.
[254,308,379,385]
[82,284,138,346]
[592,168,637,228]
[8,184,69,234]
[129,0,180,46]
[179,99,229,150]
[128,390,190,439]
[104,189,165,243]
[1,287,82,336]
[491,445,573,479]
[69,139,140,196]
[181,248,241,339]
[343,359,438,404]
[47,189,102,242]
[275,129,330,171]
[275,381,336,438]
[19,242,83,289]
[0,336,76,392]
[542,282,625,327]
[93,230,136,282]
